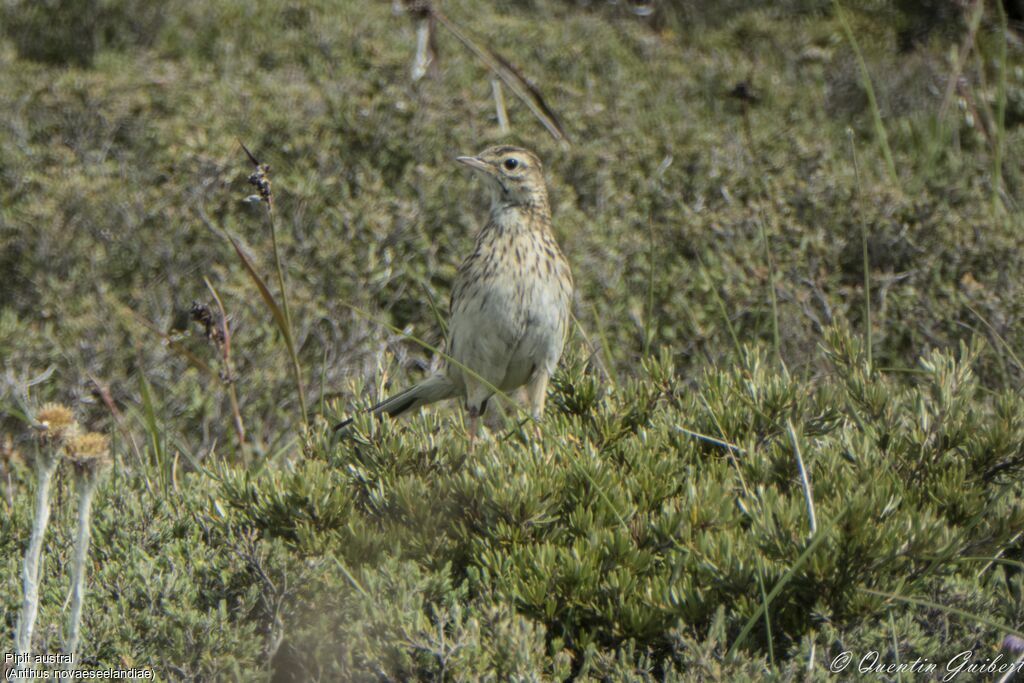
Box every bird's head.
[456,146,547,208]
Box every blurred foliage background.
[2,0,1024,679]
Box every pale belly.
[448,273,568,395]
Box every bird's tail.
[334,374,457,431]
[370,373,458,417]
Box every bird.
[338,145,573,437]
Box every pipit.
[341,145,573,437]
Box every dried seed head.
[190,301,225,344]
[66,432,112,482]
[239,140,273,206]
[34,402,78,445]
[248,165,272,204]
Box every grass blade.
[833,0,899,187]
[227,234,291,348]
[992,0,1008,213]
[226,227,308,426]
[847,129,873,372]
[432,7,569,142]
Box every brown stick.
[204,278,248,456]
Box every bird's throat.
[488,201,550,237]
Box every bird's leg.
[466,404,483,449]
[525,369,550,440]
[525,369,550,420]
[464,385,492,448]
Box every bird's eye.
[503,158,519,171]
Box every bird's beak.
[456,156,494,175]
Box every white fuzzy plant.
[15,403,78,664]
[63,431,112,662]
